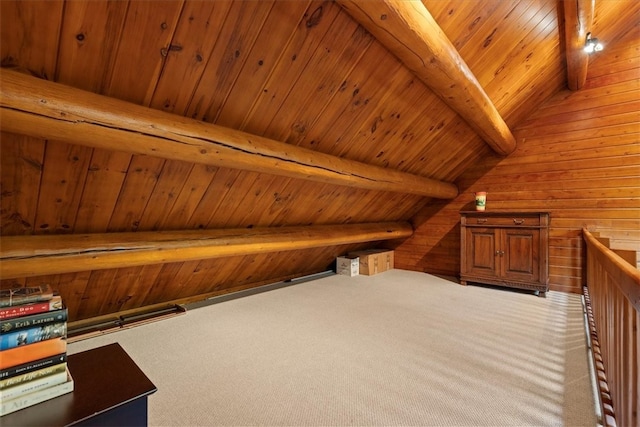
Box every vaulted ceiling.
[1,0,638,324]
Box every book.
[0,367,68,401]
[0,295,63,320]
[0,338,67,370]
[0,323,67,350]
[0,362,67,390]
[0,368,73,416]
[1,308,68,334]
[0,353,67,380]
[0,285,54,308]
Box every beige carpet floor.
[68,269,598,426]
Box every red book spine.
[0,296,62,320]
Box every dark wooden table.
[1,342,157,426]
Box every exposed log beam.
[335,0,516,156]
[0,69,457,199]
[563,0,595,90]
[0,222,413,279]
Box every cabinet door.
[501,228,540,283]
[464,227,499,279]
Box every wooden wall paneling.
[97,266,146,315]
[136,2,230,234]
[136,159,195,231]
[215,0,313,130]
[186,257,243,297]
[514,133,638,157]
[106,157,165,232]
[517,101,640,130]
[134,1,240,232]
[185,168,242,229]
[337,72,441,168]
[205,171,262,228]
[55,3,130,234]
[476,156,640,184]
[56,0,129,92]
[423,0,505,52]
[256,180,333,226]
[222,174,282,228]
[217,253,271,288]
[263,11,373,144]
[455,0,545,85]
[154,260,205,302]
[239,1,342,135]
[103,1,184,232]
[76,269,119,319]
[185,0,275,123]
[460,167,637,191]
[33,141,92,234]
[310,187,366,224]
[382,103,459,173]
[104,0,184,105]
[486,9,564,123]
[334,83,424,165]
[292,42,405,154]
[0,133,45,235]
[152,0,234,116]
[73,150,131,233]
[118,264,165,312]
[156,164,219,230]
[141,261,191,306]
[0,0,62,238]
[403,116,478,178]
[0,0,63,77]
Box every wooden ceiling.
[1,0,638,324]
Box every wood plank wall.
[394,29,639,294]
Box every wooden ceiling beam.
[0,222,413,279]
[335,0,516,156]
[563,0,595,91]
[0,70,457,199]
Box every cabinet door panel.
[503,229,539,282]
[464,228,498,278]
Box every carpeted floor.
[68,269,598,426]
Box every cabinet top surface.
[2,342,157,426]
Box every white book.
[0,369,69,401]
[0,369,73,417]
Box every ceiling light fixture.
[584,32,603,54]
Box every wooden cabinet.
[460,212,549,296]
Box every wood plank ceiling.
[1,0,638,323]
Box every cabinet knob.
[495,250,504,256]
[513,219,525,225]
[477,218,488,224]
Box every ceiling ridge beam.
[336,0,516,156]
[0,222,413,279]
[0,69,457,199]
[563,0,595,91]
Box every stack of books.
[0,285,74,416]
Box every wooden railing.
[583,229,640,427]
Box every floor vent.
[68,304,186,343]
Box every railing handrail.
[583,228,640,311]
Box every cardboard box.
[336,256,359,276]
[348,249,394,275]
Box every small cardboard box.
[348,249,394,276]
[336,256,359,276]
